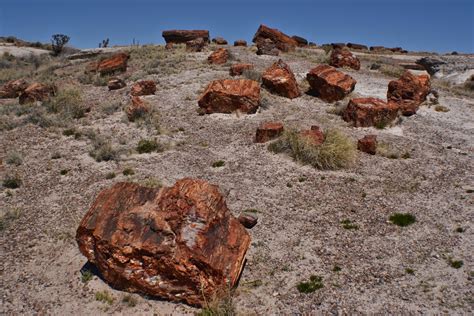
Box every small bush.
[405,268,415,275]
[51,34,70,56]
[136,139,164,154]
[296,275,324,293]
[242,69,262,83]
[122,295,137,307]
[6,151,22,166]
[268,129,356,170]
[105,172,116,179]
[3,175,22,189]
[63,128,76,136]
[0,208,21,231]
[434,105,449,112]
[95,291,114,305]
[448,258,463,269]
[341,219,359,230]
[122,168,135,176]
[198,288,235,316]
[81,270,93,283]
[379,64,405,78]
[89,137,119,162]
[60,169,68,175]
[389,213,416,227]
[212,160,225,168]
[45,89,85,119]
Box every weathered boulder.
[108,78,126,91]
[208,48,229,64]
[238,214,258,229]
[162,30,210,44]
[255,121,284,143]
[76,179,251,307]
[131,80,156,96]
[165,43,174,50]
[126,96,149,121]
[370,46,387,52]
[186,38,206,52]
[331,43,346,50]
[329,49,361,70]
[252,24,297,52]
[0,79,29,98]
[229,63,254,76]
[19,82,56,104]
[347,43,368,51]
[234,40,247,47]
[198,79,260,114]
[97,53,129,76]
[256,38,279,56]
[387,71,430,115]
[292,35,308,47]
[306,65,356,102]
[300,125,325,145]
[342,98,400,127]
[415,57,446,75]
[358,135,377,155]
[262,59,300,99]
[212,37,228,45]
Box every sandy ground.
[0,43,50,57]
[1,45,473,315]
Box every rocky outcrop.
[126,96,149,121]
[131,80,156,96]
[256,38,279,56]
[208,48,229,64]
[107,78,126,91]
[300,125,325,145]
[229,63,254,76]
[306,65,356,102]
[0,79,29,98]
[186,38,206,52]
[255,122,284,143]
[342,98,400,127]
[292,35,308,47]
[198,79,260,114]
[252,24,298,52]
[387,71,430,115]
[415,57,446,75]
[76,179,251,307]
[212,37,228,45]
[97,53,129,76]
[358,135,377,155]
[19,82,56,104]
[233,40,247,47]
[329,49,361,70]
[162,30,210,44]
[347,43,368,51]
[262,59,300,99]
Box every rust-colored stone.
[255,121,284,143]
[306,65,356,102]
[300,125,325,145]
[291,35,308,47]
[97,53,129,76]
[229,63,254,76]
[262,59,300,99]
[329,49,361,70]
[131,80,156,96]
[238,214,258,229]
[19,82,56,104]
[252,24,298,52]
[358,135,377,155]
[387,71,430,115]
[107,78,126,91]
[212,37,228,45]
[76,179,251,307]
[342,98,400,127]
[126,96,149,121]
[256,38,280,56]
[198,79,260,114]
[208,48,229,65]
[186,38,206,52]
[0,79,29,98]
[234,40,247,47]
[162,30,210,44]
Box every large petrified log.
[252,24,298,52]
[162,30,210,44]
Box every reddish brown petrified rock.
[126,96,150,121]
[347,43,368,51]
[256,38,279,56]
[262,59,300,99]
[387,71,430,115]
[342,98,400,127]
[234,40,247,47]
[291,35,308,47]
[329,49,361,70]
[85,61,98,74]
[358,135,377,155]
[255,122,284,143]
[208,48,229,64]
[131,80,156,96]
[76,179,251,307]
[306,65,356,102]
[198,79,260,114]
[0,79,29,98]
[19,82,56,104]
[186,38,206,52]
[300,125,325,145]
[252,24,298,52]
[97,53,129,76]
[108,78,126,91]
[229,63,254,76]
[238,214,258,229]
[212,37,228,45]
[165,43,174,50]
[162,30,210,44]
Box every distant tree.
[51,34,70,56]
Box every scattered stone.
[255,122,284,143]
[252,24,298,52]
[238,214,258,229]
[416,57,446,75]
[229,63,254,76]
[300,126,325,145]
[165,42,174,50]
[342,98,399,127]
[212,37,228,45]
[358,135,377,155]
[107,78,126,91]
[306,65,356,102]
[19,82,56,104]
[262,59,300,99]
[256,38,279,56]
[208,48,229,64]
[234,40,247,47]
[162,30,210,44]
[76,179,251,307]
[131,80,156,96]
[0,79,29,98]
[387,71,430,115]
[329,49,361,70]
[186,38,206,52]
[292,35,308,47]
[198,79,260,114]
[347,43,368,51]
[97,52,129,76]
[126,96,149,121]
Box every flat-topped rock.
[306,65,356,102]
[342,97,400,127]
[162,30,210,44]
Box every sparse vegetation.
[45,89,86,119]
[81,270,93,283]
[212,160,225,168]
[51,34,70,56]
[341,219,359,230]
[95,291,114,305]
[242,69,262,83]
[122,168,135,176]
[379,64,405,78]
[122,294,137,307]
[89,136,119,162]
[3,174,22,189]
[389,213,416,227]
[105,172,116,179]
[448,258,464,269]
[198,288,236,316]
[405,268,415,275]
[296,275,324,293]
[0,208,21,231]
[6,151,23,166]
[434,105,450,112]
[136,139,165,154]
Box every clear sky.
[1,0,473,53]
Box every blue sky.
[1,0,473,53]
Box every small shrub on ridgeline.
[389,213,416,227]
[296,275,324,293]
[268,129,356,170]
[51,34,70,56]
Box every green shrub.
[212,160,225,168]
[3,175,22,189]
[122,295,137,307]
[136,139,165,154]
[448,259,463,269]
[89,137,119,162]
[122,168,135,176]
[296,275,324,293]
[6,151,22,166]
[81,270,93,283]
[341,219,359,230]
[95,291,114,305]
[389,213,416,227]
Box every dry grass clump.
[242,69,262,83]
[45,89,86,119]
[198,287,236,316]
[286,48,330,64]
[268,129,357,170]
[379,64,405,78]
[89,135,119,162]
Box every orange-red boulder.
[19,82,56,104]
[229,63,254,76]
[255,121,284,143]
[162,30,210,44]
[0,79,29,98]
[212,37,228,45]
[358,135,377,155]
[234,40,247,47]
[165,43,174,50]
[76,179,251,307]
[186,38,206,52]
[329,49,361,70]
[262,59,300,99]
[252,24,298,52]
[387,71,430,116]
[126,96,149,121]
[131,80,156,96]
[198,79,260,114]
[306,65,356,102]
[300,125,325,145]
[238,214,258,229]
[342,98,400,127]
[208,48,229,64]
[256,38,279,56]
[97,53,129,76]
[108,78,126,91]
